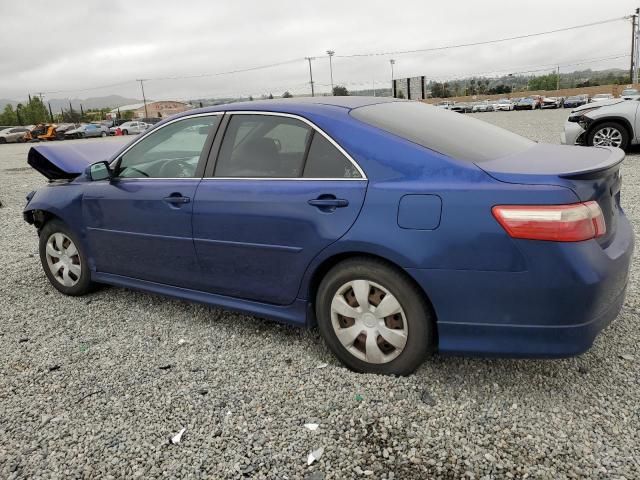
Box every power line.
[147,58,305,82]
[335,16,629,58]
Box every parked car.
[109,121,148,135]
[493,99,514,111]
[23,97,633,375]
[590,93,614,102]
[621,88,640,100]
[54,123,79,140]
[65,124,109,139]
[434,101,453,109]
[562,97,637,151]
[514,97,540,110]
[0,126,30,144]
[541,97,562,109]
[471,101,491,113]
[450,103,472,113]
[563,95,588,108]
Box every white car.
[590,94,614,103]
[0,126,30,144]
[621,88,640,100]
[493,99,514,111]
[109,121,148,135]
[471,101,491,113]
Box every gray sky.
[0,0,636,101]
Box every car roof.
[178,96,397,116]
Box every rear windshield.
[350,101,533,162]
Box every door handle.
[308,195,349,212]
[308,198,349,208]
[163,194,191,204]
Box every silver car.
[561,98,636,151]
[0,126,29,144]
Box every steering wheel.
[159,159,192,178]
[123,166,150,178]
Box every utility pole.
[326,50,335,95]
[556,65,560,92]
[137,79,149,118]
[390,59,396,98]
[305,57,315,97]
[635,8,640,84]
[631,11,637,82]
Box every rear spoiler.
[558,146,625,180]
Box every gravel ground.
[1,110,639,479]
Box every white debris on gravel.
[1,113,639,478]
[170,427,186,445]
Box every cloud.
[0,0,635,101]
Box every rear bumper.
[407,213,634,357]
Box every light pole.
[305,57,316,97]
[390,59,396,97]
[327,50,335,95]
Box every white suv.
[109,121,148,135]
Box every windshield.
[350,101,533,162]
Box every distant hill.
[0,95,140,111]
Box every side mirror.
[87,161,112,181]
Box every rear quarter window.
[350,101,534,162]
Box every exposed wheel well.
[307,252,438,342]
[25,209,61,233]
[587,117,633,143]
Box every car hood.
[571,98,624,112]
[27,140,128,180]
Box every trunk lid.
[27,140,128,180]
[477,144,624,246]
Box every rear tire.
[587,122,629,151]
[122,129,128,135]
[39,220,94,296]
[316,258,434,375]
[101,131,107,137]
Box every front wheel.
[122,129,128,135]
[39,220,94,296]
[316,258,434,375]
[587,122,629,150]
[101,131,107,137]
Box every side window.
[215,115,311,178]
[303,133,362,178]
[117,115,220,179]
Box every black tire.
[316,258,434,376]
[39,219,94,296]
[586,122,630,151]
[0,138,6,144]
[101,131,107,137]
[122,129,128,135]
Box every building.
[109,101,191,120]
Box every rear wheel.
[316,258,434,375]
[39,220,93,296]
[122,129,128,135]
[101,131,107,137]
[587,122,629,150]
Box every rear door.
[191,112,367,305]
[82,113,222,288]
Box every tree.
[528,74,559,91]
[332,85,349,96]
[268,93,274,99]
[396,90,405,99]
[248,95,254,101]
[282,91,293,98]
[0,104,18,125]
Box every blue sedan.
[23,97,633,375]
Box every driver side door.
[82,113,222,288]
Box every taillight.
[492,201,606,242]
